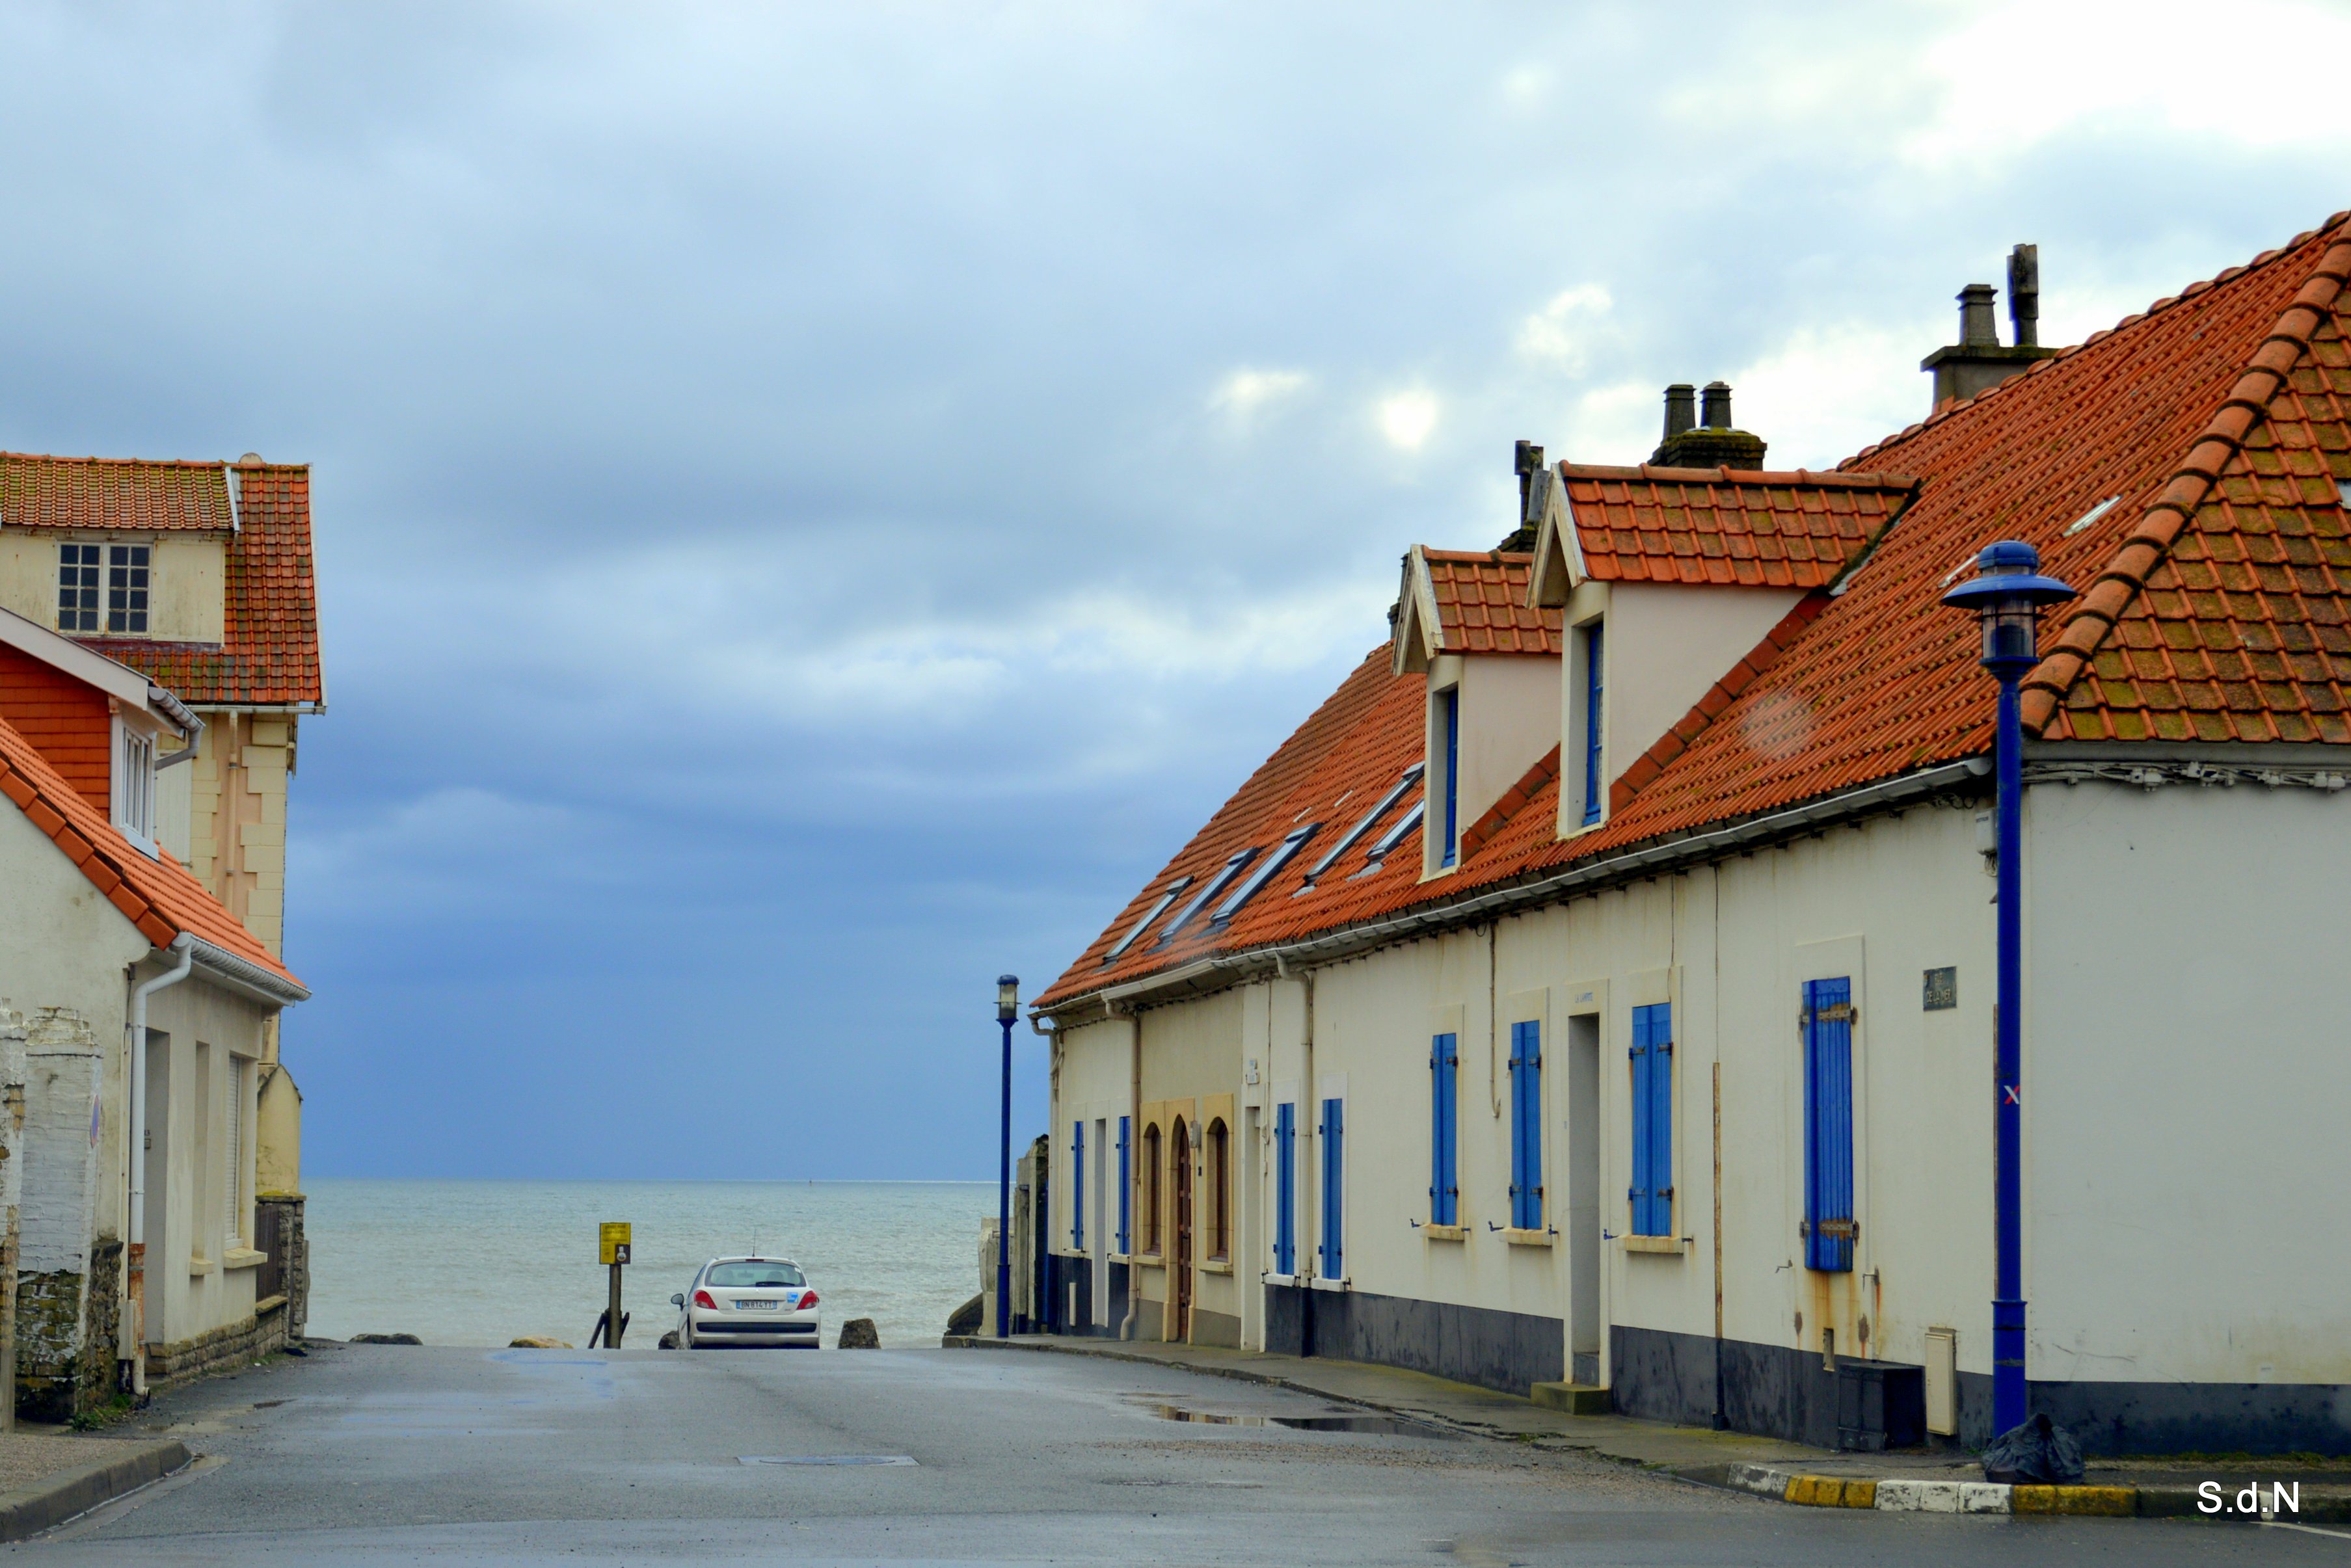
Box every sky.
[0,2,2341,1180]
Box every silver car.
[669,1256,820,1349]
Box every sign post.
[599,1222,632,1348]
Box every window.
[1071,1121,1086,1250]
[113,723,157,853]
[1116,1116,1132,1253]
[1429,1033,1458,1225]
[1629,1002,1673,1236]
[1439,687,1461,867]
[57,544,100,631]
[1206,1119,1229,1260]
[1302,764,1423,890]
[1273,1103,1296,1275]
[1803,977,1857,1272]
[1158,849,1257,946]
[1509,1021,1544,1230]
[1106,877,1190,963]
[226,1056,247,1253]
[1317,1096,1345,1279]
[1142,1122,1163,1254]
[1580,622,1605,826]
[1211,825,1317,925]
[61,543,151,633]
[708,1260,806,1288]
[109,544,150,633]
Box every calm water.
[305,1179,993,1350]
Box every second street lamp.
[1941,540,2074,1438]
[996,974,1019,1340]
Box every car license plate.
[740,1299,778,1310]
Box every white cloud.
[1209,366,1311,423]
[1377,388,1440,451]
[1724,321,1934,470]
[1516,283,1613,373]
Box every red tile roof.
[1419,550,1560,655]
[1038,213,2351,1013]
[1562,465,1914,588]
[67,462,324,707]
[0,711,301,985]
[0,454,237,533]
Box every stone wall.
[254,1194,307,1341]
[146,1303,288,1389]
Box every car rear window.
[707,1262,805,1288]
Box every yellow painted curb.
[2010,1485,2136,1516]
[1784,1475,1877,1508]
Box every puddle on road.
[738,1454,918,1467]
[1136,1402,1455,1438]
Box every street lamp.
[996,974,1019,1339]
[1941,540,2074,1437]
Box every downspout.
[128,934,195,1394]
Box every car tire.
[656,1331,678,1350]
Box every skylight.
[1157,849,1259,946]
[1352,799,1425,878]
[1212,825,1319,925]
[1299,764,1422,892]
[1104,875,1191,963]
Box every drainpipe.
[127,935,194,1394]
[1119,1008,1140,1342]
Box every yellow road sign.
[600,1221,632,1265]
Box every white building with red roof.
[1027,216,2351,1456]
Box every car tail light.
[693,1289,718,1310]
[800,1291,818,1310]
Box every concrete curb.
[948,1336,2351,1524]
[0,1440,192,1541]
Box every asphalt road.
[15,1342,2343,1565]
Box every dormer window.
[113,719,159,857]
[58,543,149,634]
[1438,687,1460,868]
[1578,621,1604,827]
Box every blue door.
[1273,1103,1296,1275]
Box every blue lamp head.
[997,974,1021,1024]
[1941,540,2075,669]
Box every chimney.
[1700,380,1733,429]
[2008,243,2040,349]
[1921,246,2058,410]
[1662,383,1697,442]
[1650,382,1766,470]
[1499,440,1547,552]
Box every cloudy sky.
[1,2,2339,1180]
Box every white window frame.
[112,716,159,858]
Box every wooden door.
[1172,1118,1194,1341]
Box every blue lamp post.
[1941,540,2074,1437]
[995,974,1019,1338]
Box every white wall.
[2028,777,2351,1385]
[1421,653,1559,876]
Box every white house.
[0,604,308,1415]
[1029,215,2351,1455]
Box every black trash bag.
[1982,1413,2085,1484]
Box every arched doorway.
[1171,1117,1194,1342]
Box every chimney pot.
[1661,384,1696,441]
[1957,284,2000,347]
[1700,381,1733,429]
[2008,244,2040,349]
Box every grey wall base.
[1041,1256,1129,1338]
[1611,1324,2351,1455]
[1263,1284,1563,1396]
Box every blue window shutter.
[1804,978,1856,1272]
[1441,690,1460,867]
[1510,1021,1543,1230]
[1072,1121,1085,1251]
[1430,1033,1458,1226]
[1320,1098,1344,1279]
[1630,1003,1671,1236]
[1581,624,1605,826]
[1117,1116,1131,1255]
[1274,1104,1294,1275]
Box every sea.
[304,1179,994,1351]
